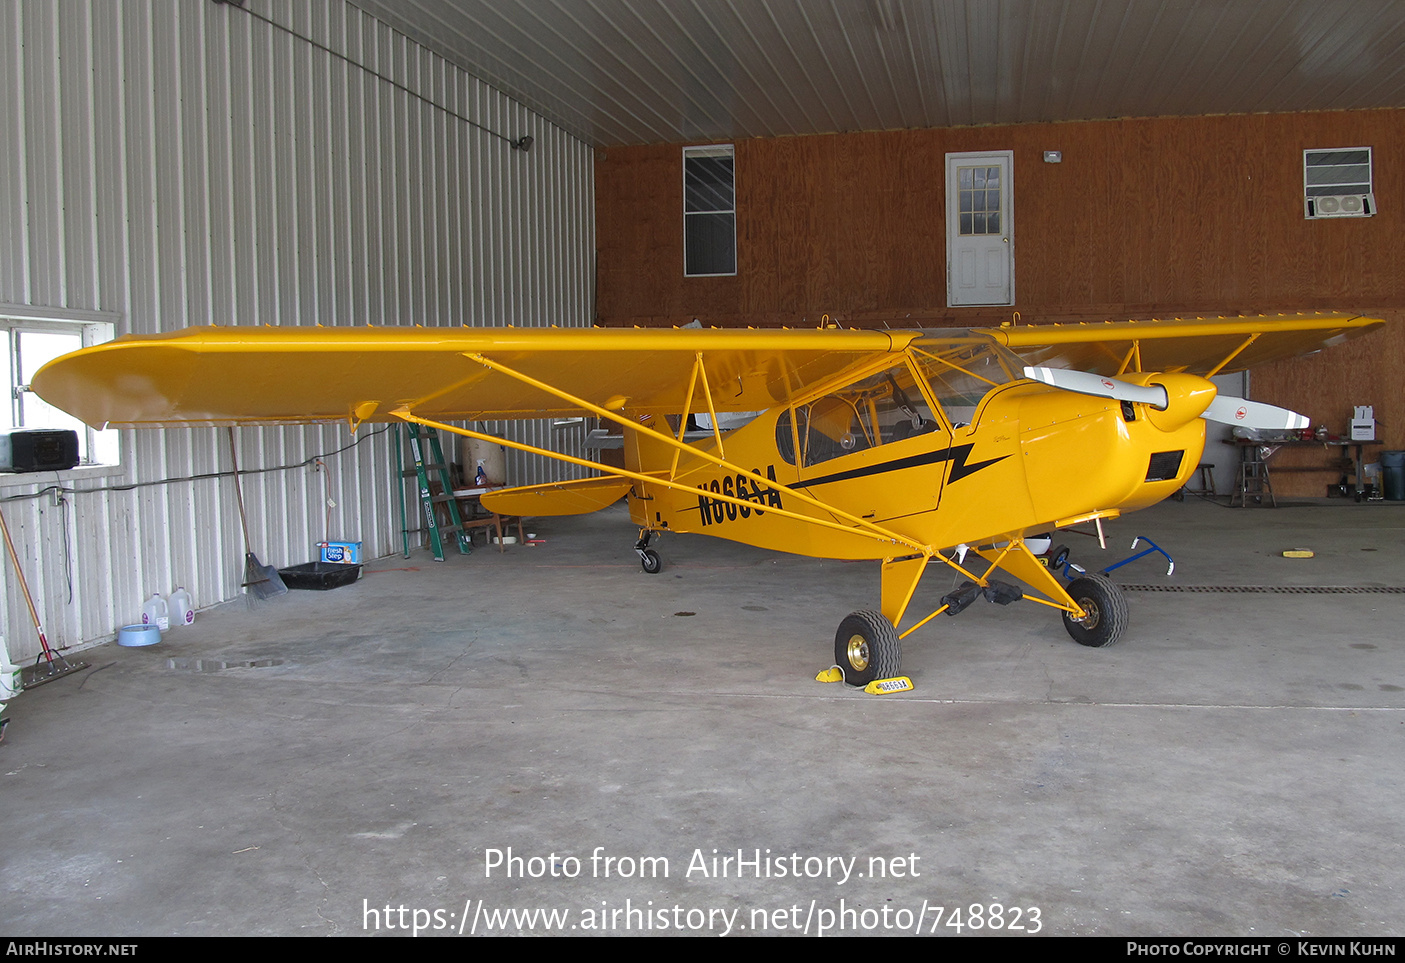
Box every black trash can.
[1382,450,1405,501]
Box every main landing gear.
[834,610,901,686]
[830,566,1129,687]
[1060,572,1128,648]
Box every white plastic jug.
[169,587,194,627]
[0,636,20,701]
[142,593,169,633]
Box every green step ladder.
[401,423,472,561]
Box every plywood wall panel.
[600,108,1405,328]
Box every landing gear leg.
[635,529,662,574]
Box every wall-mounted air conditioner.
[1305,193,1375,218]
[1304,147,1374,219]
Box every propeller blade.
[1201,395,1309,431]
[1024,366,1307,431]
[1022,366,1167,408]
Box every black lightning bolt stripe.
[800,443,1008,488]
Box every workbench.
[1227,438,1382,505]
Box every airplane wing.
[33,314,1383,429]
[32,325,910,429]
[991,312,1383,376]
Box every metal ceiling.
[347,0,1405,147]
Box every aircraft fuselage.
[626,379,1205,560]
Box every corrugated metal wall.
[0,0,595,659]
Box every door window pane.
[957,165,1002,236]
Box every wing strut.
[392,353,938,554]
[668,355,702,480]
[665,351,728,476]
[391,408,923,552]
[1205,333,1259,378]
[1114,342,1142,376]
[694,352,727,459]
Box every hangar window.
[1,314,119,467]
[683,145,737,276]
[1304,148,1375,218]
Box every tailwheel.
[834,610,901,686]
[635,530,662,574]
[1061,573,1128,648]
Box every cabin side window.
[778,364,942,469]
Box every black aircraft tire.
[1061,573,1129,648]
[640,549,662,574]
[834,610,901,686]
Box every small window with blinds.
[683,145,737,276]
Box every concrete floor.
[2,497,1403,937]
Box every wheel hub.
[1075,598,1102,629]
[845,635,870,671]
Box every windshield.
[909,331,1025,427]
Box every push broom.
[227,427,287,602]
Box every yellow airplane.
[33,313,1382,686]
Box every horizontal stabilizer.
[1201,395,1309,431]
[480,476,632,517]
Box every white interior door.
[946,151,1013,306]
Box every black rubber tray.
[278,561,361,590]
